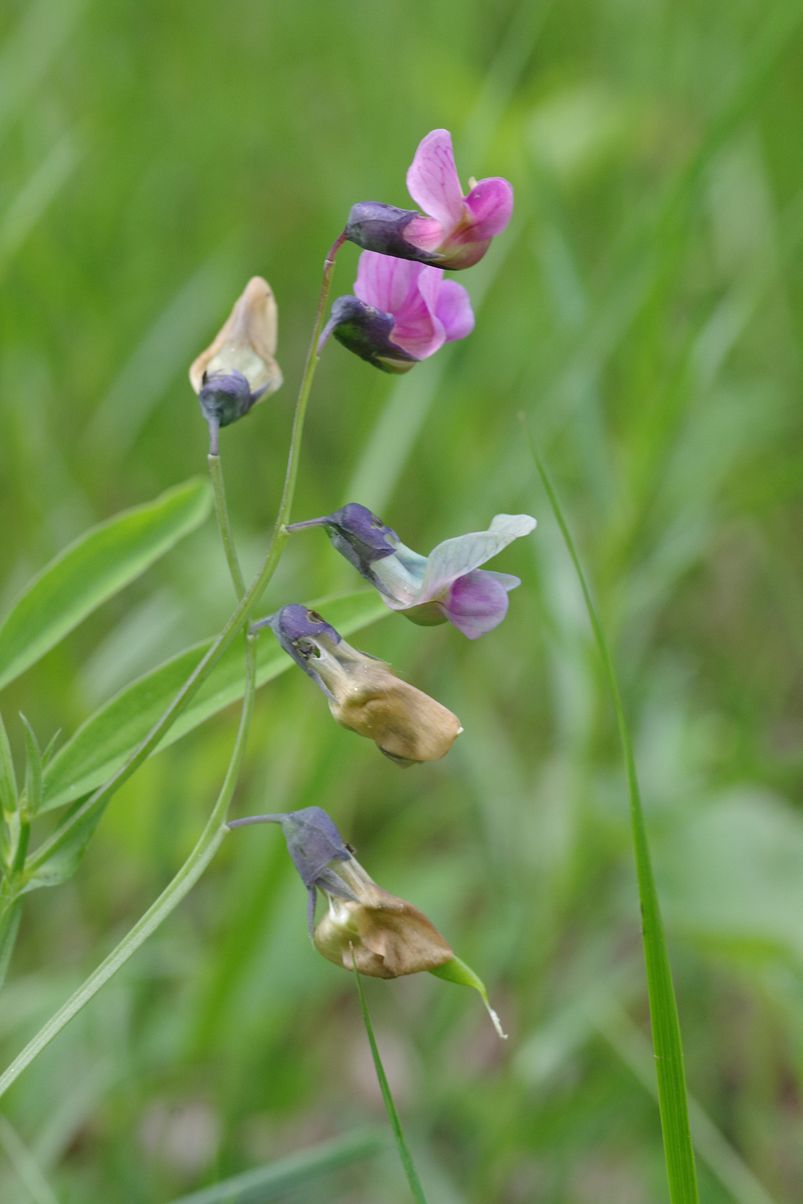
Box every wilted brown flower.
[313,858,453,978]
[259,604,462,766]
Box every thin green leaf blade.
[167,1128,385,1204]
[353,962,429,1204]
[0,478,212,690]
[530,437,699,1203]
[0,715,17,814]
[41,591,387,811]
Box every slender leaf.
[530,439,699,1203]
[168,1128,386,1204]
[0,478,212,690]
[41,591,388,811]
[353,961,429,1204]
[0,902,22,992]
[20,714,42,818]
[0,715,16,815]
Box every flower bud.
[257,604,462,765]
[189,276,283,451]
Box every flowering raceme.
[189,276,283,452]
[345,128,513,270]
[254,604,462,765]
[321,251,474,373]
[288,505,537,639]
[227,807,506,1036]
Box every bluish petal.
[417,514,536,601]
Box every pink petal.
[391,281,445,358]
[404,214,447,254]
[355,251,421,313]
[434,280,475,343]
[464,177,514,239]
[406,129,465,230]
[441,570,512,639]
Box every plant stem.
[529,435,699,1204]
[0,634,257,1100]
[23,233,346,880]
[208,452,246,598]
[352,953,429,1204]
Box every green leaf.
[352,963,429,1204]
[530,437,700,1204]
[0,902,22,992]
[41,591,387,811]
[20,714,42,818]
[0,478,212,691]
[167,1128,385,1204]
[21,798,104,891]
[0,715,16,816]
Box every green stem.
[208,452,246,598]
[0,635,257,1100]
[23,233,345,880]
[529,436,699,1204]
[352,954,429,1204]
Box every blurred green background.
[1,0,802,1200]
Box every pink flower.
[346,129,513,270]
[321,251,474,373]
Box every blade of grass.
[528,432,699,1204]
[352,955,429,1204]
[167,1127,386,1204]
[598,1005,779,1204]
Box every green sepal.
[429,956,507,1039]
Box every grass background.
[1,0,802,1199]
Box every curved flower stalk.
[321,251,474,373]
[288,505,537,639]
[345,128,513,270]
[227,807,506,1037]
[189,276,283,452]
[254,604,462,765]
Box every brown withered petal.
[189,276,283,397]
[326,659,462,766]
[313,887,453,978]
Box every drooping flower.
[345,128,513,270]
[320,251,474,373]
[226,806,506,1036]
[189,276,283,453]
[254,604,462,765]
[287,506,537,639]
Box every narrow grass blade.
[0,478,212,691]
[352,960,429,1204]
[167,1127,386,1204]
[529,436,699,1203]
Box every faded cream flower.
[189,276,283,452]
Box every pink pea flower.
[346,128,514,270]
[287,504,537,640]
[320,250,474,373]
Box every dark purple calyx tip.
[345,201,437,264]
[325,295,417,374]
[256,604,341,689]
[199,370,257,429]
